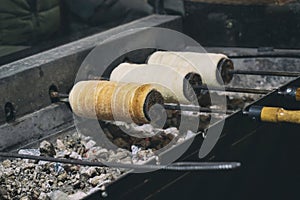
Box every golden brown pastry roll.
[147,51,234,85]
[69,80,164,124]
[110,63,201,104]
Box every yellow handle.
[261,107,300,124]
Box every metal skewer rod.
[72,74,288,94]
[50,91,69,98]
[0,152,241,171]
[164,104,235,115]
[228,69,300,77]
[86,76,272,94]
[50,92,235,115]
[193,85,271,94]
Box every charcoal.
[40,141,56,157]
[57,172,68,182]
[80,167,98,178]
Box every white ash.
[18,149,41,156]
[176,130,197,144]
[131,145,156,164]
[111,121,164,138]
[164,127,179,136]
[84,140,96,150]
[109,120,191,141]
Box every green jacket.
[0,0,60,45]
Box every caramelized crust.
[69,81,164,124]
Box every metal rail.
[228,69,300,77]
[50,92,235,115]
[164,104,234,115]
[194,85,271,94]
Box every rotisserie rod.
[0,152,241,171]
[194,85,270,94]
[51,82,300,120]
[50,90,235,116]
[195,86,300,101]
[53,88,300,125]
[227,69,300,77]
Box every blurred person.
[64,0,153,32]
[64,0,185,31]
[0,0,184,58]
[0,0,61,56]
[0,0,61,46]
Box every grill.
[1,5,300,200]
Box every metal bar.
[50,91,69,99]
[49,92,235,115]
[194,85,271,94]
[164,104,235,115]
[0,152,241,171]
[229,69,300,77]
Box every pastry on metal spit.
[147,51,234,85]
[110,63,202,104]
[69,80,164,124]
